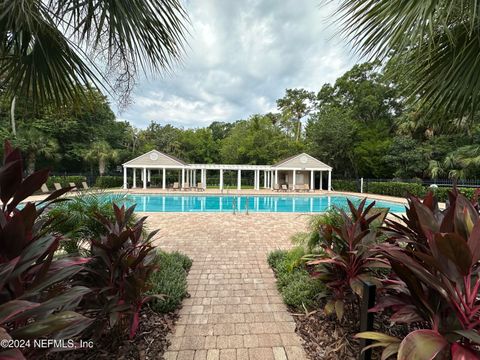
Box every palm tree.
[83,141,119,176]
[15,128,60,174]
[1,0,188,106]
[335,1,480,118]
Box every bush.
[268,248,325,310]
[80,204,158,339]
[430,186,478,202]
[366,181,425,198]
[46,175,86,188]
[148,251,192,313]
[95,175,124,188]
[0,141,92,359]
[357,189,480,358]
[47,191,136,255]
[333,179,358,192]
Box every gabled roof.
[274,153,332,170]
[123,150,187,167]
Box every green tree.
[276,89,316,142]
[15,128,59,174]
[335,0,480,118]
[1,0,188,106]
[83,141,119,176]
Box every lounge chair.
[303,184,310,192]
[69,182,78,191]
[81,182,89,190]
[281,184,288,192]
[41,184,50,193]
[197,182,205,191]
[53,183,62,191]
[273,184,280,192]
[171,182,180,191]
[182,182,190,191]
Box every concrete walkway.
[147,213,310,360]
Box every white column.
[162,168,166,189]
[255,170,260,190]
[274,170,278,187]
[320,171,323,190]
[270,171,274,189]
[133,168,137,188]
[181,168,185,188]
[201,169,206,187]
[147,169,151,182]
[292,170,296,188]
[328,170,332,191]
[263,171,267,188]
[219,169,224,190]
[310,170,314,191]
[193,170,197,186]
[186,170,190,187]
[237,170,242,190]
[143,168,147,189]
[123,167,127,189]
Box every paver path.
[146,213,310,360]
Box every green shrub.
[367,181,425,198]
[95,175,124,188]
[429,186,477,202]
[333,179,357,192]
[292,209,344,251]
[46,175,86,188]
[280,271,325,309]
[47,191,135,255]
[148,251,192,313]
[268,248,326,310]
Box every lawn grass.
[148,251,192,313]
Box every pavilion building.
[122,151,332,191]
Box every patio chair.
[182,182,190,191]
[281,184,288,192]
[303,184,310,192]
[41,184,50,193]
[53,183,62,191]
[69,182,78,191]
[197,182,205,191]
[273,184,280,192]
[171,182,180,191]
[82,182,89,190]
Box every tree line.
[1,61,479,180]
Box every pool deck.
[147,212,311,360]
[23,188,410,206]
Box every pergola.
[122,151,332,191]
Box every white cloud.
[116,0,357,128]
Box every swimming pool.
[108,194,406,213]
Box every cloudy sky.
[115,0,358,129]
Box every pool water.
[108,194,406,213]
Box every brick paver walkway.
[146,213,310,360]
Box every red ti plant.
[306,199,389,320]
[357,190,480,359]
[81,204,159,339]
[0,141,92,359]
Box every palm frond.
[334,0,480,118]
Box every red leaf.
[398,330,448,360]
[451,343,479,360]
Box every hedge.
[430,187,478,202]
[95,176,124,188]
[332,179,357,192]
[46,176,86,189]
[366,181,426,198]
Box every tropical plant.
[306,199,389,320]
[83,141,119,176]
[47,191,135,255]
[80,204,158,339]
[335,0,480,119]
[1,0,188,106]
[14,127,60,174]
[357,190,480,359]
[291,209,344,252]
[0,141,92,359]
